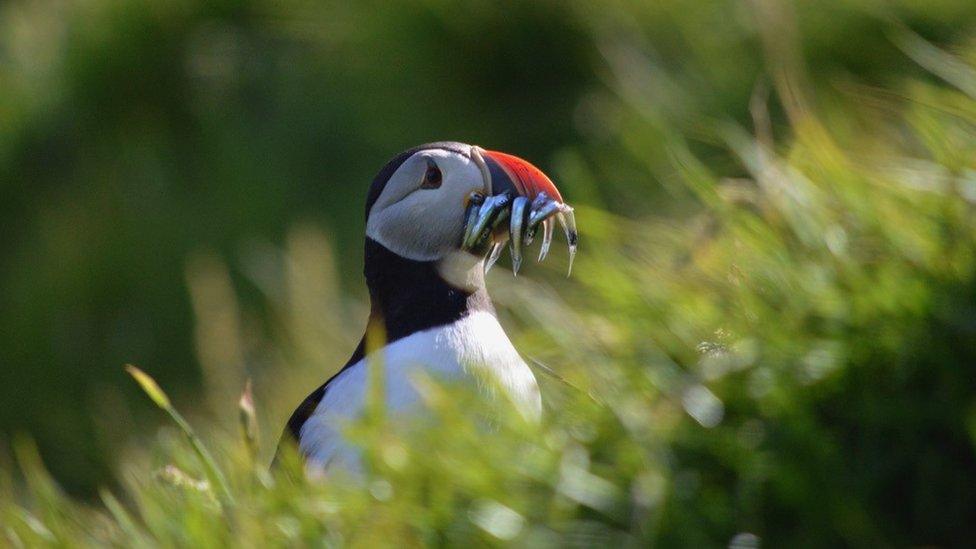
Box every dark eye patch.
[420,158,442,189]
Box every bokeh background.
[1,0,591,489]
[4,0,976,545]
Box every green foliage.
[125,365,234,509]
[3,0,976,546]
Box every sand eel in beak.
[276,142,577,474]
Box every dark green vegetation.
[3,0,976,546]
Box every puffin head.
[364,141,574,273]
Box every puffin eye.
[420,159,442,189]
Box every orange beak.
[483,150,564,203]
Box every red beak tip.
[485,150,563,203]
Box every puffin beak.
[464,147,577,276]
[483,150,564,203]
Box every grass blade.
[125,365,236,510]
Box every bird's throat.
[363,238,494,346]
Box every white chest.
[298,311,541,471]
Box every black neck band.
[363,238,493,343]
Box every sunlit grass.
[4,5,976,547]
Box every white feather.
[298,311,540,474]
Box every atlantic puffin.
[277,141,577,473]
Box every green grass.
[4,3,976,547]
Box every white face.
[366,147,489,261]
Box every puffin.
[277,141,577,473]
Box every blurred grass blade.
[11,437,65,541]
[125,365,235,509]
[238,379,259,460]
[125,365,171,409]
[99,489,150,547]
[890,26,976,99]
